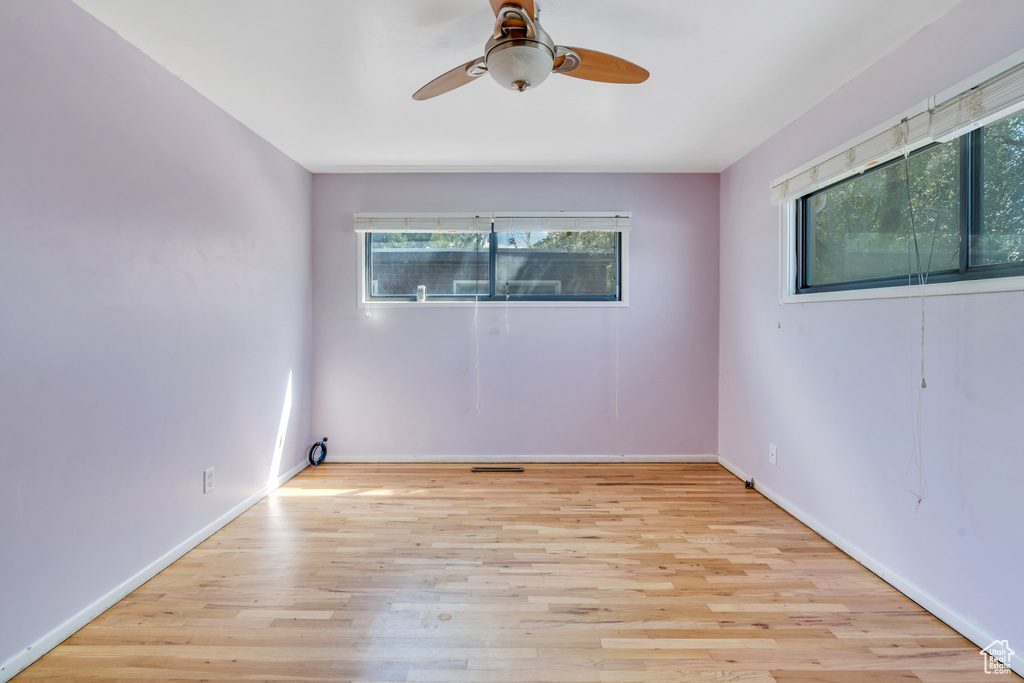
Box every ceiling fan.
[413,0,649,100]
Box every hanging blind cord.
[615,303,620,421]
[473,236,482,415]
[902,116,940,509]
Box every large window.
[358,214,627,303]
[797,111,1024,293]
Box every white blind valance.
[770,112,932,205]
[354,212,631,233]
[771,58,1024,205]
[354,213,491,232]
[931,59,1024,140]
[493,212,630,233]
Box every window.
[357,213,627,304]
[367,231,490,298]
[797,111,1024,293]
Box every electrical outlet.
[769,444,778,467]
[204,467,215,493]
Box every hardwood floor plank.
[12,464,1005,682]
[601,639,780,650]
[599,673,776,683]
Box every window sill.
[783,273,1024,304]
[359,299,628,309]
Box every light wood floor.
[14,464,1009,682]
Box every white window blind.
[355,212,631,232]
[771,58,1024,205]
[930,59,1024,140]
[492,212,630,232]
[354,213,491,232]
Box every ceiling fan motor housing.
[484,8,556,92]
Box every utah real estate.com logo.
[981,639,1015,675]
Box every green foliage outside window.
[800,111,1024,291]
[979,114,1024,265]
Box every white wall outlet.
[204,467,215,493]
[769,444,778,467]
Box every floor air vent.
[471,466,524,473]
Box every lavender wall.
[719,0,1024,656]
[8,0,1016,675]
[312,173,720,459]
[0,0,312,673]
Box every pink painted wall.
[312,173,720,458]
[719,0,1024,655]
[0,0,312,670]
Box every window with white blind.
[355,213,629,304]
[773,56,1024,295]
[795,110,1024,294]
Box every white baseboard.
[324,454,719,464]
[717,456,1018,677]
[0,459,308,683]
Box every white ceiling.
[72,0,962,174]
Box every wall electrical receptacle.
[769,444,778,467]
[204,467,215,493]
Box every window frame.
[357,223,629,309]
[794,125,1024,295]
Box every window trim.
[356,227,630,309]
[781,201,1024,304]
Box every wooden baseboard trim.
[0,459,308,683]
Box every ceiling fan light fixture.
[412,1,649,100]
[485,41,554,92]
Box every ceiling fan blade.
[413,58,486,100]
[558,47,649,84]
[488,0,535,20]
